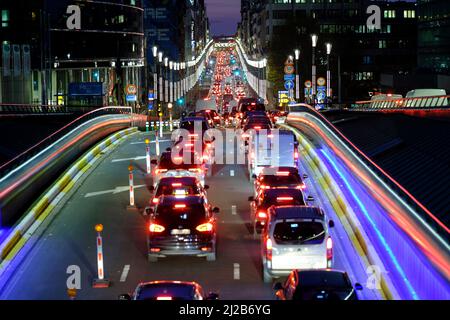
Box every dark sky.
[205,0,241,36]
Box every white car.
[261,206,335,283]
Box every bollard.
[127,164,137,211]
[146,121,150,132]
[92,224,110,288]
[145,139,151,174]
[155,132,160,157]
[159,113,163,138]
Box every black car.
[119,281,219,300]
[274,269,363,300]
[146,195,220,262]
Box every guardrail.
[0,104,98,115]
[0,107,144,228]
[353,95,450,110]
[287,103,450,299]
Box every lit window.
[1,10,9,28]
[384,10,396,19]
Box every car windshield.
[136,284,195,301]
[273,221,325,244]
[260,175,301,185]
[181,120,208,132]
[155,203,208,228]
[158,153,202,170]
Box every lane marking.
[112,156,146,163]
[230,170,235,177]
[120,265,130,282]
[233,263,240,280]
[85,185,145,198]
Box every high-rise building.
[0,0,145,106]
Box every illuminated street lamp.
[294,49,300,101]
[311,34,318,105]
[164,57,169,103]
[326,43,332,102]
[158,52,163,102]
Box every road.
[0,128,381,300]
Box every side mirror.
[252,174,257,179]
[248,196,255,202]
[204,185,210,190]
[306,195,314,202]
[212,207,220,214]
[151,159,158,165]
[206,292,219,300]
[144,207,154,216]
[355,283,363,291]
[328,220,335,228]
[149,186,155,193]
[118,294,131,300]
[273,282,283,291]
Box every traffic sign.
[284,74,295,81]
[148,89,155,101]
[126,95,137,102]
[304,80,312,88]
[317,77,326,86]
[126,84,137,95]
[284,80,295,90]
[284,65,295,75]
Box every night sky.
[205,0,241,36]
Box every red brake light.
[254,126,261,129]
[196,222,214,232]
[149,223,165,233]
[276,171,290,176]
[172,183,182,187]
[266,238,273,260]
[156,296,173,301]
[326,237,333,260]
[152,198,159,204]
[277,197,294,201]
[294,151,299,159]
[257,211,268,219]
[174,204,187,209]
[296,184,306,190]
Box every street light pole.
[295,49,300,101]
[326,43,332,106]
[311,34,318,106]
[169,61,173,104]
[158,52,163,103]
[151,46,158,130]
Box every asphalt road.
[0,128,381,300]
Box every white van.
[405,89,448,107]
[248,130,298,179]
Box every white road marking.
[131,140,171,145]
[120,265,131,282]
[231,205,237,215]
[233,263,240,280]
[230,170,235,177]
[85,185,146,198]
[112,156,146,163]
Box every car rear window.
[273,221,325,244]
[155,203,208,227]
[297,271,350,288]
[260,175,301,185]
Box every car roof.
[158,195,205,206]
[260,167,299,175]
[158,176,198,185]
[271,206,324,220]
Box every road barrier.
[0,128,137,276]
[286,104,450,300]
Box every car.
[261,206,335,283]
[151,150,206,187]
[248,188,306,234]
[146,195,220,262]
[119,281,219,300]
[273,269,363,300]
[253,167,305,197]
[149,176,209,208]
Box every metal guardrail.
[0,104,98,115]
[353,95,450,110]
[0,107,133,178]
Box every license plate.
[171,229,191,235]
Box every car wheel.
[262,264,272,283]
[148,255,158,263]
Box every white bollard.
[145,139,151,174]
[155,133,160,157]
[92,224,110,288]
[128,164,135,207]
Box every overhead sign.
[284,80,295,90]
[317,77,326,86]
[304,80,312,88]
[126,84,137,95]
[284,74,295,81]
[278,91,289,104]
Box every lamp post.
[169,61,173,103]
[158,52,163,103]
[152,46,158,102]
[294,49,300,101]
[326,43,332,105]
[311,34,318,106]
[164,57,169,104]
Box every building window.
[1,10,9,28]
[384,10,396,19]
[404,10,415,19]
[379,40,387,49]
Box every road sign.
[284,74,295,81]
[317,77,326,86]
[126,84,137,95]
[148,101,154,110]
[126,95,137,102]
[278,91,289,105]
[305,80,312,88]
[148,89,155,101]
[285,56,294,66]
[284,80,294,90]
[284,65,294,75]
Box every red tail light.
[257,211,267,219]
[254,126,261,130]
[266,238,273,260]
[196,222,214,232]
[326,237,333,260]
[152,198,159,204]
[149,223,165,233]
[174,204,187,209]
[276,171,290,176]
[156,296,172,301]
[277,197,294,202]
[172,183,182,187]
[294,151,299,160]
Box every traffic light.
[177,97,185,106]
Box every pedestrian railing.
[353,95,450,110]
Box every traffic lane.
[297,146,381,300]
[0,132,172,299]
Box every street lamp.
[294,49,300,101]
[326,43,332,104]
[158,52,163,102]
[311,34,318,105]
[152,46,158,109]
[164,57,169,103]
[169,61,173,103]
